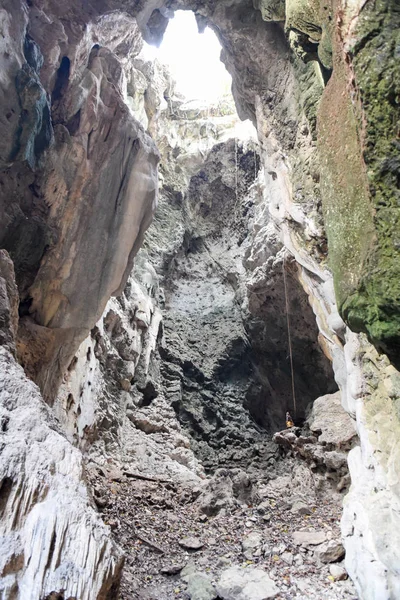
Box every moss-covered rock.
[253,0,286,21]
[255,0,333,68]
[318,0,400,367]
[286,0,322,41]
[318,47,375,303]
[343,0,400,365]
[317,0,333,69]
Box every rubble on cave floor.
[87,397,358,600]
[93,462,356,600]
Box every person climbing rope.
[286,412,294,428]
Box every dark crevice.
[51,56,71,105]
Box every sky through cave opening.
[141,10,256,140]
[143,10,232,103]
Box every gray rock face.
[0,348,122,599]
[150,134,336,472]
[1,3,159,402]
[0,251,19,355]
[216,566,279,600]
[273,391,358,493]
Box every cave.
[0,2,399,600]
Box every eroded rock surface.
[1,2,159,401]
[0,348,122,600]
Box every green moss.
[341,0,400,363]
[318,0,400,365]
[318,52,375,298]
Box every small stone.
[281,551,293,565]
[315,539,345,563]
[262,542,270,556]
[263,514,271,523]
[216,557,231,568]
[199,514,208,522]
[329,563,348,580]
[272,554,280,562]
[292,531,327,546]
[276,543,286,554]
[291,501,312,515]
[161,563,186,576]
[242,532,263,557]
[107,467,123,481]
[179,536,204,551]
[294,554,304,566]
[120,378,131,391]
[257,500,270,513]
[107,518,118,530]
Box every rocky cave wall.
[0,1,399,599]
[155,135,337,470]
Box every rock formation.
[0,0,399,599]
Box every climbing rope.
[233,137,240,224]
[282,251,297,418]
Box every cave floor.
[94,453,357,600]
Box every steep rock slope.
[0,2,159,401]
[0,253,122,599]
[0,4,161,598]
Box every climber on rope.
[286,411,294,429]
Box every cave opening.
[145,10,232,103]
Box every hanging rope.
[233,137,240,224]
[234,137,239,202]
[282,251,297,417]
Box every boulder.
[216,566,279,600]
[308,392,357,449]
[186,572,217,600]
